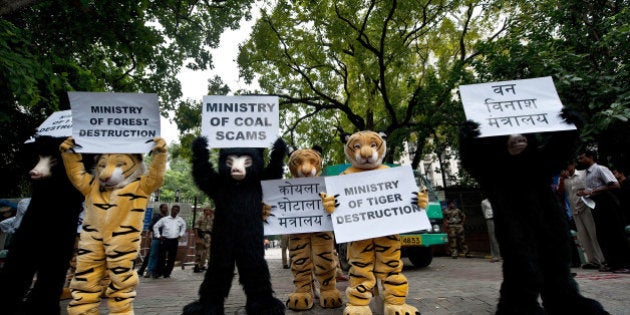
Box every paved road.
[61,248,630,314]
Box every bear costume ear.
[311,145,323,156]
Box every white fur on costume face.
[29,155,57,180]
[226,155,252,181]
[95,154,145,189]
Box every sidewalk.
[60,247,630,314]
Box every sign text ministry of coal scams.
[201,95,279,148]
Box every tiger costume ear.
[311,145,323,156]
[340,132,352,144]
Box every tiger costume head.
[288,146,323,178]
[343,131,387,170]
[94,153,145,189]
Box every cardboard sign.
[68,92,161,153]
[201,95,279,148]
[262,177,332,235]
[459,76,576,137]
[324,165,431,243]
[25,110,73,143]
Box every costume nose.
[360,146,372,158]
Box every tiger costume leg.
[312,232,344,308]
[345,238,377,315]
[374,235,418,315]
[286,233,315,310]
[67,229,108,315]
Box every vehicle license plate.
[400,235,422,246]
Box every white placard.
[459,76,576,137]
[68,92,161,153]
[201,95,279,148]
[25,110,73,143]
[262,177,331,235]
[324,165,431,243]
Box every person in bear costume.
[320,130,428,315]
[459,120,609,315]
[183,136,287,315]
[0,136,85,314]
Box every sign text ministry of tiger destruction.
[201,95,279,148]
[324,165,431,243]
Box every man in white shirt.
[558,162,605,269]
[577,150,630,273]
[153,204,187,278]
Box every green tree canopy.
[237,0,509,180]
[1,0,254,196]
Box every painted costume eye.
[226,155,237,167]
[244,157,252,167]
[353,143,361,150]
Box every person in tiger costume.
[59,137,167,315]
[283,146,344,310]
[320,131,428,315]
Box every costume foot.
[319,289,343,308]
[343,304,372,315]
[384,302,420,315]
[545,296,609,315]
[182,300,224,315]
[286,292,314,311]
[246,296,285,315]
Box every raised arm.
[262,137,288,180]
[59,137,94,196]
[141,137,168,193]
[191,136,220,197]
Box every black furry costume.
[0,136,85,314]
[183,136,287,315]
[459,122,608,315]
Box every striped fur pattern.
[339,131,419,315]
[286,147,343,310]
[61,137,167,315]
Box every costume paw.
[151,137,167,153]
[460,120,480,140]
[192,136,210,160]
[286,292,314,311]
[262,202,272,222]
[246,296,285,315]
[412,189,429,209]
[320,193,339,214]
[182,300,224,315]
[384,302,420,315]
[320,289,343,308]
[344,304,372,315]
[59,136,75,152]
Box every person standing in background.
[481,198,501,262]
[558,161,605,269]
[280,234,290,269]
[153,205,187,278]
[443,200,470,259]
[193,207,214,273]
[577,150,630,273]
[140,203,169,278]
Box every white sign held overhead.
[68,92,161,153]
[25,110,73,143]
[262,177,332,235]
[324,165,431,243]
[201,95,279,148]
[459,76,576,137]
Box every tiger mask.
[288,145,323,178]
[94,154,145,189]
[343,130,387,170]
